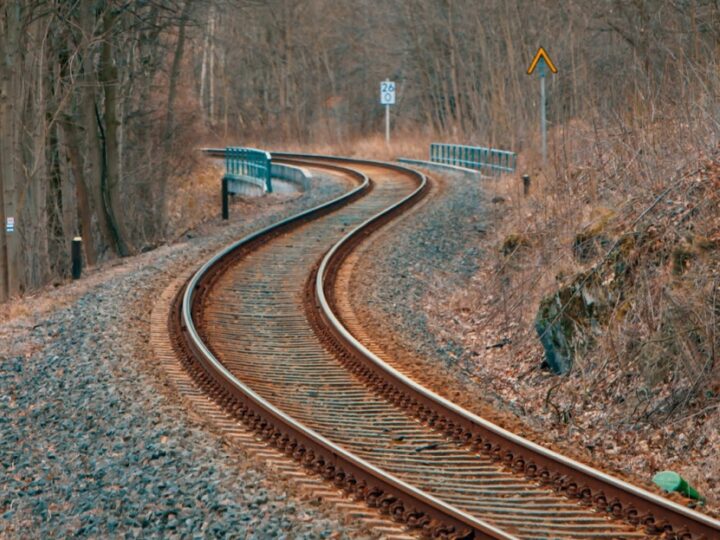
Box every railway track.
[168,153,720,539]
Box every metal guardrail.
[397,157,483,176]
[271,162,311,191]
[224,147,273,193]
[430,143,516,175]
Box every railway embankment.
[346,156,720,517]
[0,173,363,538]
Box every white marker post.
[380,80,396,145]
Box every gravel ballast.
[0,173,360,539]
[350,170,485,373]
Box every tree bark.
[60,117,96,265]
[0,1,22,297]
[100,7,130,256]
[80,0,116,258]
[158,0,193,236]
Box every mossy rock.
[535,294,574,374]
[534,270,613,375]
[500,233,531,256]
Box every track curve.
[174,152,720,539]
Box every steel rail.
[188,149,720,539]
[312,160,720,540]
[181,154,513,539]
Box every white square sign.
[380,80,396,105]
[6,217,14,233]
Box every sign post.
[380,80,396,145]
[527,47,557,163]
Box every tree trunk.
[60,118,96,265]
[0,1,23,297]
[100,8,130,257]
[80,0,116,258]
[158,0,193,237]
[208,5,215,124]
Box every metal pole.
[385,104,390,145]
[71,237,82,280]
[265,158,273,193]
[222,176,229,220]
[540,73,547,163]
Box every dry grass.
[165,159,226,240]
[445,111,720,507]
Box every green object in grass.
[652,471,703,501]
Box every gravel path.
[0,173,362,539]
[350,170,486,374]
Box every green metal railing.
[430,143,516,175]
[224,147,273,193]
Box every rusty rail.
[180,151,720,539]
[182,154,509,538]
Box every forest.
[0,0,718,301]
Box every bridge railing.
[430,143,516,175]
[271,162,311,191]
[224,147,273,193]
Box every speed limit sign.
[380,80,396,105]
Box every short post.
[222,176,229,220]
[522,174,531,196]
[71,237,82,280]
[385,104,390,146]
[265,158,273,193]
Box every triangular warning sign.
[527,47,557,75]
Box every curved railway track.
[169,152,720,539]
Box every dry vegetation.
[436,106,720,507]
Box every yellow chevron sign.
[527,46,557,75]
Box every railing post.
[522,174,531,196]
[222,176,229,220]
[71,237,82,280]
[265,155,273,193]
